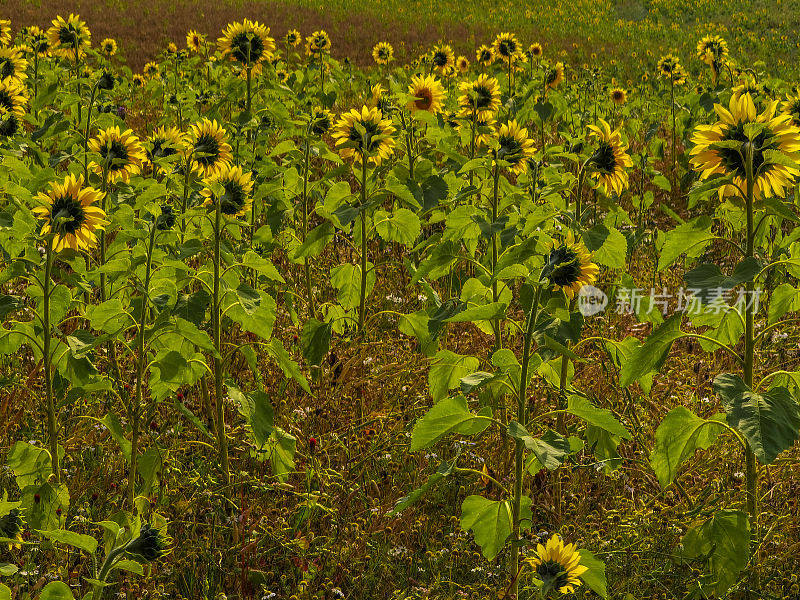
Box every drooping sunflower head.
[696,34,728,69]
[408,74,446,114]
[166,42,178,55]
[0,509,23,549]
[26,26,50,55]
[609,87,627,105]
[186,30,205,53]
[544,62,564,90]
[0,78,28,118]
[0,47,27,83]
[143,61,160,79]
[285,29,301,47]
[218,19,276,67]
[132,73,145,87]
[33,174,108,253]
[125,524,168,564]
[147,126,185,163]
[201,164,254,218]
[100,38,117,57]
[372,41,394,65]
[88,127,147,184]
[456,55,470,74]
[305,30,331,56]
[529,42,543,58]
[185,118,233,178]
[586,119,634,196]
[458,74,501,116]
[430,44,455,73]
[689,93,800,200]
[47,13,91,59]
[657,54,686,85]
[492,32,521,61]
[332,105,396,166]
[476,44,494,66]
[781,93,800,127]
[495,119,536,174]
[456,109,496,147]
[0,20,10,47]
[367,83,392,114]
[276,68,289,84]
[0,105,18,137]
[309,107,333,136]
[525,534,589,594]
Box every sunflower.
[305,30,331,56]
[309,107,333,136]
[372,41,394,65]
[732,75,762,101]
[525,534,589,594]
[696,34,728,70]
[456,110,496,147]
[586,119,633,196]
[367,83,392,114]
[0,78,27,117]
[657,54,686,85]
[285,29,301,47]
[276,68,289,84]
[147,126,185,162]
[332,105,396,166]
[529,42,543,58]
[454,55,469,74]
[186,30,205,53]
[495,120,536,174]
[132,73,145,87]
[143,61,160,78]
[544,62,564,90]
[0,20,10,47]
[690,93,800,200]
[166,42,178,54]
[458,74,501,116]
[476,44,494,67]
[201,164,254,218]
[27,26,50,55]
[88,127,147,184]
[46,13,91,60]
[430,44,455,74]
[781,93,800,127]
[0,105,18,137]
[609,87,627,105]
[185,118,233,177]
[33,174,108,253]
[100,38,117,57]
[218,19,275,67]
[0,47,26,84]
[0,509,23,550]
[408,74,446,115]
[492,32,521,62]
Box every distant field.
[6,0,800,77]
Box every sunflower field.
[1,7,800,600]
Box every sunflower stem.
[358,155,369,334]
[491,163,502,351]
[213,190,231,492]
[301,134,315,318]
[42,237,60,484]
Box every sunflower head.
[476,44,494,66]
[47,13,91,60]
[185,118,233,178]
[0,47,28,83]
[0,105,18,137]
[408,74,446,114]
[33,174,108,253]
[529,42,543,58]
[132,74,145,87]
[458,74,501,116]
[0,78,28,118]
[456,109,496,147]
[0,20,10,47]
[88,127,147,184]
[544,62,564,90]
[492,32,521,61]
[305,30,331,56]
[609,87,627,105]
[430,44,455,73]
[690,93,800,200]
[0,509,22,549]
[696,34,728,70]
[495,119,536,174]
[367,83,392,114]
[285,29,301,47]
[372,41,394,65]
[456,55,470,74]
[186,30,205,53]
[586,119,633,196]
[143,61,160,78]
[732,75,762,102]
[147,126,185,162]
[125,524,168,563]
[309,107,333,136]
[657,54,687,85]
[781,94,800,127]
[525,534,588,595]
[332,105,396,166]
[218,19,276,67]
[201,164,254,218]
[100,38,117,57]
[27,26,50,55]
